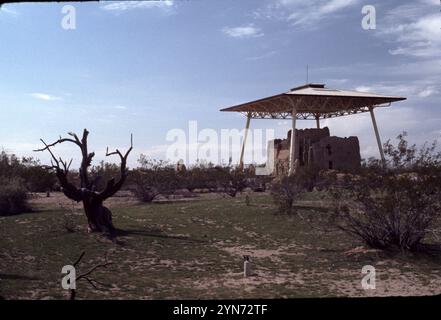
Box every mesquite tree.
[35,129,132,234]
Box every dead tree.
[70,251,112,300]
[35,129,132,234]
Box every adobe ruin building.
[267,127,361,176]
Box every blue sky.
[0,0,440,167]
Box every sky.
[0,0,440,167]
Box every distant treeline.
[0,151,56,193]
[0,150,269,215]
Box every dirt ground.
[1,191,441,299]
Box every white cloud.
[354,86,372,93]
[253,0,360,27]
[319,0,358,14]
[418,86,439,98]
[222,24,264,39]
[386,15,441,57]
[380,2,441,58]
[101,0,174,12]
[288,0,359,26]
[354,81,441,100]
[0,5,18,16]
[114,105,127,110]
[246,50,277,61]
[30,93,62,101]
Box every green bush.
[130,156,258,201]
[21,158,57,192]
[180,163,229,191]
[329,133,441,251]
[0,178,29,216]
[219,166,248,197]
[131,156,181,202]
[270,167,316,214]
[182,164,249,197]
[331,173,441,251]
[0,152,56,192]
[181,165,210,191]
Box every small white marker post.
[243,256,251,277]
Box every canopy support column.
[239,112,251,170]
[369,106,386,166]
[315,115,320,129]
[289,107,298,175]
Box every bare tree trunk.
[82,192,115,234]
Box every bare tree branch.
[68,251,113,300]
[99,134,133,200]
[73,251,86,267]
[76,261,113,281]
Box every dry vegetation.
[1,133,441,299]
[1,191,440,299]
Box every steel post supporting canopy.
[220,84,406,120]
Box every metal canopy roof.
[220,84,406,120]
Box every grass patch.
[1,192,440,299]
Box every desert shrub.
[0,151,21,178]
[227,167,248,197]
[329,133,441,251]
[360,132,441,174]
[181,164,215,191]
[270,167,316,214]
[179,163,250,196]
[330,172,441,251]
[0,178,29,216]
[383,132,441,171]
[0,152,56,192]
[131,156,181,202]
[271,175,303,215]
[20,157,57,192]
[131,157,256,200]
[218,166,248,197]
[246,174,271,192]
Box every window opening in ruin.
[326,144,332,156]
